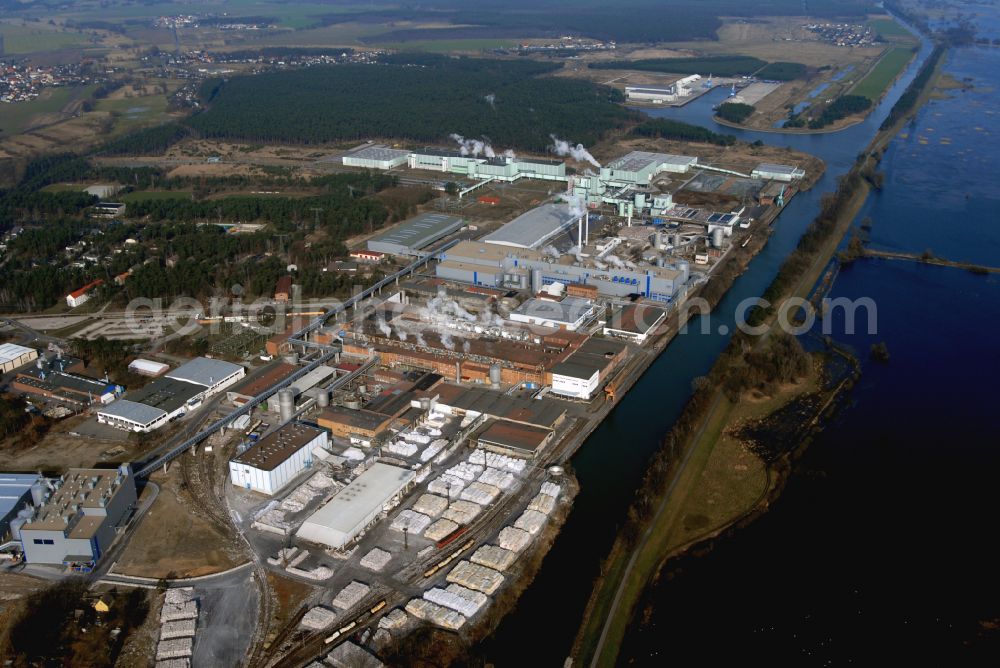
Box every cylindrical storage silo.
[712,228,725,248]
[30,481,45,506]
[531,269,543,294]
[634,193,646,210]
[344,399,361,410]
[278,388,295,423]
[315,389,330,408]
[10,517,26,541]
[283,352,299,365]
[419,397,431,411]
[518,273,528,290]
[489,364,502,389]
[357,384,368,395]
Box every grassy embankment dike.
[574,44,949,668]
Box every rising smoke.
[549,135,601,168]
[449,133,496,158]
[484,93,496,109]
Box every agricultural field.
[851,46,917,100]
[0,21,92,54]
[869,16,918,42]
[0,86,84,137]
[368,38,518,53]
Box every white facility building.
[752,163,806,182]
[229,422,327,496]
[550,361,601,400]
[0,343,38,374]
[296,463,415,550]
[508,297,597,332]
[98,357,245,432]
[341,144,411,170]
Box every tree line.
[631,118,737,145]
[186,56,636,152]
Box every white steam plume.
[484,93,496,109]
[449,133,495,158]
[549,134,601,168]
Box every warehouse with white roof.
[366,212,465,256]
[342,144,411,170]
[0,343,38,374]
[165,357,245,395]
[481,203,581,250]
[296,463,415,550]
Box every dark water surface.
[481,18,1000,666]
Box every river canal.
[479,15,1000,666]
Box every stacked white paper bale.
[423,518,459,542]
[402,431,430,444]
[160,619,196,640]
[477,450,526,473]
[160,588,198,622]
[514,509,547,535]
[412,493,448,518]
[300,606,337,630]
[420,439,448,462]
[460,481,500,505]
[332,581,371,611]
[424,584,488,617]
[385,440,418,457]
[360,547,392,572]
[497,526,532,553]
[405,598,466,631]
[541,481,561,497]
[470,544,518,572]
[428,474,465,498]
[391,509,432,534]
[445,462,483,482]
[377,608,409,631]
[441,500,481,525]
[527,492,557,515]
[343,447,366,461]
[446,560,505,595]
[156,639,193,661]
[478,467,516,491]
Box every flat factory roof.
[367,213,464,252]
[122,376,204,414]
[22,467,130,536]
[232,422,324,471]
[319,405,393,432]
[477,420,552,455]
[0,473,40,521]
[482,203,580,250]
[344,144,410,162]
[607,304,667,335]
[626,86,675,94]
[98,399,168,425]
[511,297,593,326]
[0,343,36,365]
[607,151,697,173]
[432,384,567,429]
[166,357,243,388]
[228,362,298,398]
[297,463,415,548]
[754,163,802,175]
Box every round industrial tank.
[30,481,45,506]
[712,228,725,248]
[489,363,502,389]
[419,397,431,411]
[10,517,26,541]
[634,192,646,210]
[531,269,543,294]
[283,352,299,365]
[518,273,529,290]
[654,230,665,250]
[548,465,565,477]
[344,399,361,410]
[315,390,330,408]
[357,384,368,395]
[277,388,295,423]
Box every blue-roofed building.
[1,473,41,541]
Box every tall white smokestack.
[585,211,590,246]
[578,216,583,249]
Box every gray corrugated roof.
[482,203,580,249]
[367,213,464,252]
[98,399,168,425]
[166,357,243,388]
[1,473,40,523]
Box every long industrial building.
[18,465,136,569]
[229,422,327,496]
[367,212,465,256]
[0,343,38,374]
[481,203,581,250]
[1,473,41,540]
[98,357,245,432]
[437,240,687,303]
[296,462,416,550]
